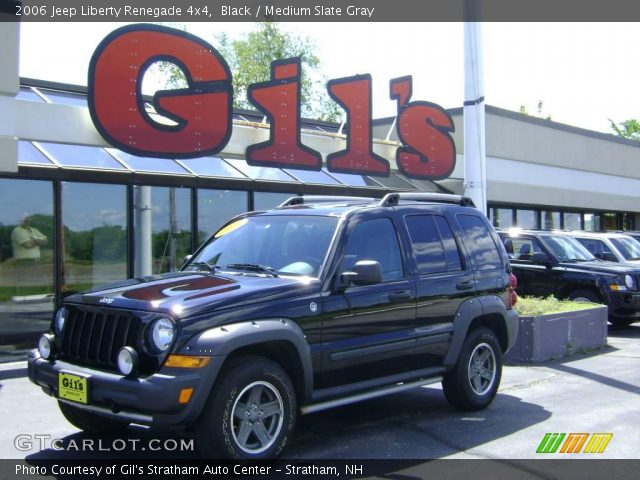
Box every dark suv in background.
[499,229,640,326]
[29,193,518,459]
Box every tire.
[567,289,601,303]
[608,317,635,327]
[442,327,502,411]
[196,355,297,460]
[58,401,129,434]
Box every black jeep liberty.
[29,193,519,459]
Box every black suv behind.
[29,193,518,459]
[499,229,640,326]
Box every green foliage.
[160,23,341,122]
[516,296,599,317]
[609,118,640,141]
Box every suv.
[567,231,640,267]
[499,229,640,326]
[29,193,518,459]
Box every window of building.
[62,182,127,295]
[564,212,582,231]
[0,179,55,342]
[133,186,192,276]
[604,213,619,231]
[39,143,126,170]
[198,190,248,244]
[180,157,247,178]
[107,149,190,175]
[516,209,538,229]
[542,211,561,230]
[584,213,601,231]
[491,208,513,228]
[254,192,297,211]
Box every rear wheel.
[609,317,635,327]
[196,355,297,459]
[443,327,502,411]
[58,401,129,434]
[567,289,601,303]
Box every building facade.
[1,23,639,345]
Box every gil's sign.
[88,24,456,180]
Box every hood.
[65,271,320,318]
[557,260,640,276]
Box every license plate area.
[58,372,89,404]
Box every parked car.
[499,228,640,327]
[567,231,640,267]
[28,193,518,459]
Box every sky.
[18,22,640,134]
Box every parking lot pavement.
[0,325,638,461]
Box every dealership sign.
[88,24,456,180]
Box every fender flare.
[178,319,313,403]
[443,296,515,365]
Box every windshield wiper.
[188,261,217,272]
[226,263,279,277]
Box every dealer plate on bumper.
[58,372,89,404]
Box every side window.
[343,218,404,282]
[576,238,612,257]
[435,216,463,271]
[404,214,462,274]
[457,214,502,271]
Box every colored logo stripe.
[537,433,565,453]
[584,433,613,453]
[560,433,589,454]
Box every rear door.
[403,211,473,367]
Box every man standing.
[11,214,47,262]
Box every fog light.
[117,347,139,377]
[37,334,55,360]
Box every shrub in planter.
[505,296,608,363]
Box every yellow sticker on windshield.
[214,218,248,238]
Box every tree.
[159,23,341,122]
[609,119,640,141]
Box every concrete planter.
[504,306,608,363]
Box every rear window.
[457,214,502,271]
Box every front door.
[319,215,416,389]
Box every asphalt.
[0,324,638,462]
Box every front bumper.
[27,349,224,426]
[605,291,640,319]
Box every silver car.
[568,231,640,267]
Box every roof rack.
[279,196,375,207]
[379,192,476,207]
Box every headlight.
[38,334,55,360]
[117,346,139,376]
[625,275,634,289]
[54,308,67,333]
[149,318,175,352]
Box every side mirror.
[531,252,551,265]
[338,260,383,288]
[600,252,618,262]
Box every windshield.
[541,235,595,262]
[186,215,339,277]
[611,237,640,261]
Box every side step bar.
[300,376,443,415]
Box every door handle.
[456,281,474,291]
[388,290,412,301]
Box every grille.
[58,307,143,371]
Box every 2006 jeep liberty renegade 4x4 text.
[29,192,519,459]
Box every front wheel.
[442,327,502,411]
[196,356,297,459]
